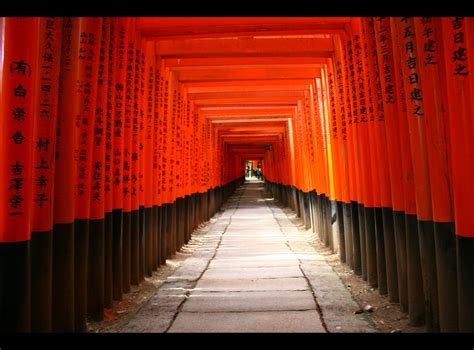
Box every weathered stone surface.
[194,277,309,292]
[182,290,316,313]
[169,310,325,333]
[203,266,302,279]
[114,182,376,333]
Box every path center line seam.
[164,186,245,332]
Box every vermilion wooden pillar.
[30,17,63,332]
[111,17,131,302]
[52,17,80,332]
[87,17,110,322]
[389,17,424,326]
[72,17,102,332]
[104,18,117,309]
[442,17,474,332]
[373,17,410,314]
[0,17,40,333]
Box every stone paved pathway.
[119,180,376,333]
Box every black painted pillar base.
[176,198,184,252]
[393,211,408,313]
[406,214,425,326]
[74,219,89,332]
[338,202,347,263]
[374,207,387,296]
[160,204,168,265]
[342,203,352,266]
[138,206,145,283]
[288,187,294,211]
[210,189,216,217]
[153,205,160,270]
[207,190,212,219]
[320,195,327,245]
[434,222,458,332]
[298,190,304,222]
[167,202,177,258]
[150,206,157,272]
[52,222,74,332]
[104,212,113,309]
[281,185,285,206]
[364,206,377,286]
[313,193,320,239]
[193,194,199,230]
[324,196,330,246]
[190,195,196,233]
[197,194,202,225]
[130,209,140,286]
[329,200,338,252]
[293,187,300,216]
[87,219,104,321]
[122,211,131,294]
[112,209,123,301]
[184,196,191,245]
[351,203,361,276]
[309,192,318,236]
[172,201,178,255]
[303,192,311,230]
[203,191,208,222]
[418,220,439,332]
[300,190,305,225]
[300,190,306,221]
[325,196,333,249]
[211,189,216,217]
[382,208,399,303]
[456,235,474,332]
[283,186,288,207]
[336,201,346,258]
[31,231,52,332]
[144,207,153,278]
[0,241,31,332]
[203,192,209,221]
[199,193,204,223]
[318,195,325,243]
[217,187,221,213]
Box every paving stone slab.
[121,311,176,333]
[203,266,302,280]
[208,259,300,268]
[182,290,316,313]
[168,310,325,333]
[194,277,309,292]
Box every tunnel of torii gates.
[0,16,473,333]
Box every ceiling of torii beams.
[136,17,352,163]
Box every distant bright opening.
[245,160,262,181]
